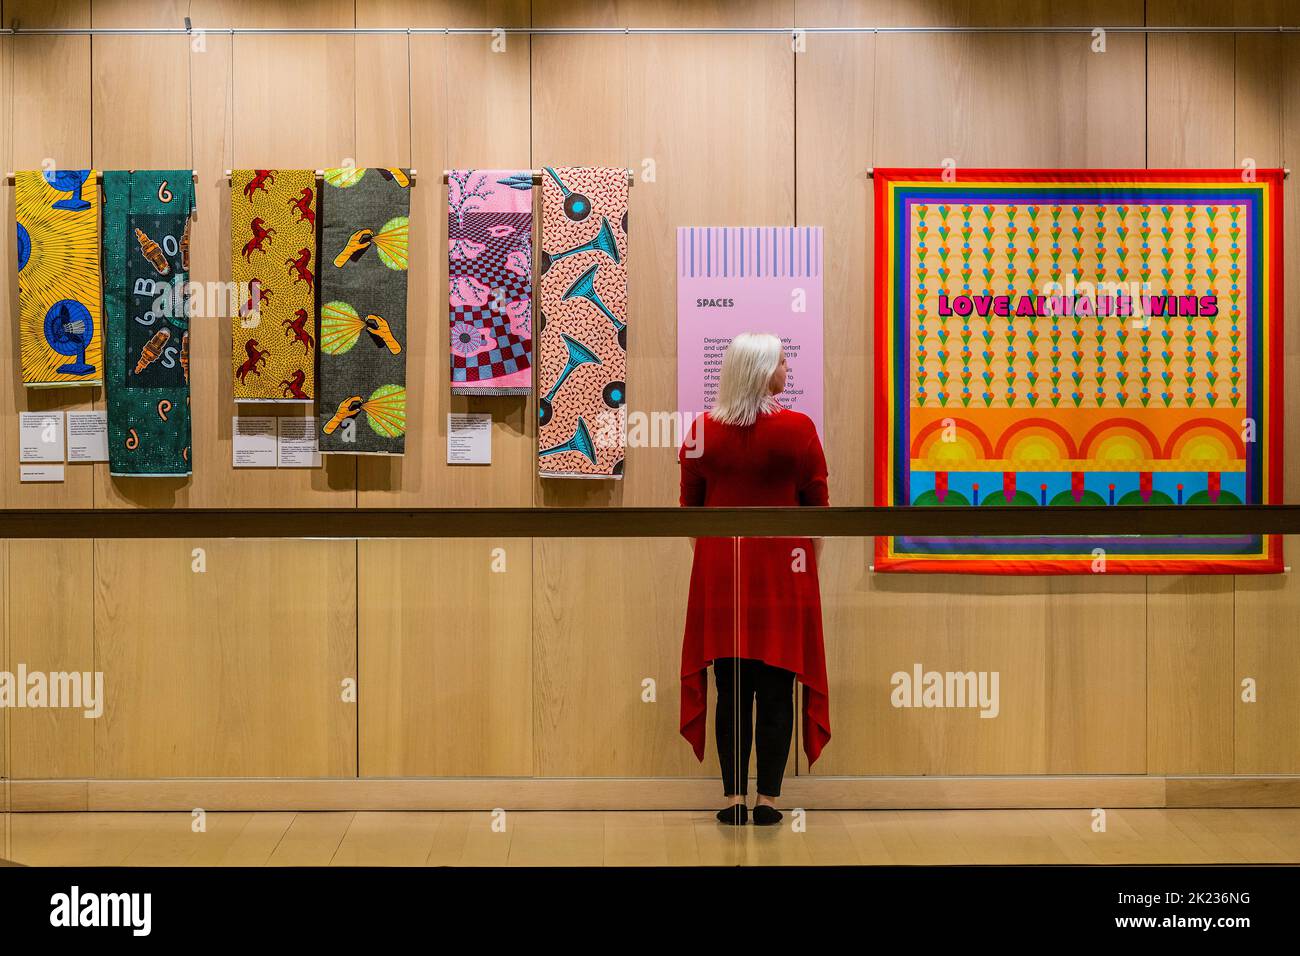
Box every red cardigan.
[678,408,831,766]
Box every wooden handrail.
[0,505,1297,538]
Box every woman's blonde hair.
[708,332,784,427]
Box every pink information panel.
[676,226,825,441]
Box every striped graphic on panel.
[678,226,823,279]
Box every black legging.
[713,657,796,798]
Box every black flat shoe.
[716,804,748,826]
[752,805,782,826]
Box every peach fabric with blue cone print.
[318,167,411,455]
[537,166,628,478]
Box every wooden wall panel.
[530,35,629,508]
[1143,31,1246,776]
[797,0,1143,27]
[0,2,1295,790]
[5,541,95,778]
[0,539,6,782]
[0,30,8,516]
[90,38,190,170]
[4,0,87,28]
[171,7,356,500]
[873,32,1145,168]
[1286,36,1300,518]
[357,33,534,507]
[531,32,793,511]
[1147,34,1236,167]
[532,538,698,776]
[1147,578,1234,773]
[353,35,411,168]
[1233,37,1300,774]
[1,0,94,804]
[219,30,359,505]
[1230,32,1298,773]
[90,0,188,28]
[1234,560,1300,772]
[90,35,193,508]
[1234,35,1284,167]
[48,0,366,509]
[0,26,6,520]
[1,32,8,785]
[623,36,794,507]
[358,538,532,775]
[1044,577,1146,773]
[357,0,530,26]
[795,33,874,509]
[93,539,356,777]
[182,29,236,507]
[527,32,793,780]
[196,0,355,30]
[351,33,414,500]
[1148,0,1298,27]
[2,0,93,509]
[1284,36,1300,505]
[807,29,1148,776]
[534,0,792,28]
[814,542,1049,775]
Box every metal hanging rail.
[1,25,1299,37]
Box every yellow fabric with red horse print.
[230,169,317,401]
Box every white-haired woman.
[678,332,832,826]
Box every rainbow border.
[872,168,1284,574]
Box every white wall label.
[66,410,109,463]
[19,411,65,463]
[232,416,277,468]
[278,416,322,468]
[448,412,492,465]
[20,464,65,483]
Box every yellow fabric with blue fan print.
[15,170,104,387]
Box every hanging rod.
[5,170,198,184]
[443,169,636,186]
[223,169,417,184]
[1,26,1300,37]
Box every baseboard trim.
[6,775,1300,812]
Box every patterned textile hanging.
[318,167,411,454]
[102,170,194,477]
[537,166,628,478]
[14,169,104,388]
[447,169,534,396]
[230,169,317,402]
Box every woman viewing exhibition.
[678,332,832,826]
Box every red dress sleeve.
[679,416,706,506]
[797,421,830,506]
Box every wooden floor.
[4,808,1300,865]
